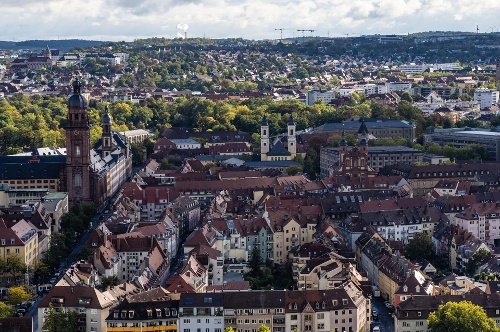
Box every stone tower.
[101,106,114,158]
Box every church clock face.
[74,130,80,136]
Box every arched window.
[74,174,82,187]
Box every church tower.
[101,106,114,158]
[287,114,296,157]
[358,118,369,155]
[65,79,91,206]
[260,115,269,161]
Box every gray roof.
[266,141,291,156]
[244,161,300,168]
[315,118,414,132]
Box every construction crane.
[274,28,290,42]
[297,29,316,42]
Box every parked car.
[372,310,379,320]
[373,326,380,332]
[384,301,394,309]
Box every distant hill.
[0,39,107,52]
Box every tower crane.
[297,29,316,42]
[274,28,290,42]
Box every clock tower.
[65,79,91,206]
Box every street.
[371,296,394,332]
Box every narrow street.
[371,296,394,332]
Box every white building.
[170,138,202,149]
[178,293,224,332]
[306,89,336,105]
[474,89,500,109]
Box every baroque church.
[260,114,297,161]
[0,80,132,208]
[330,119,377,178]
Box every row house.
[285,282,370,332]
[395,294,500,332]
[106,286,370,332]
[177,254,209,293]
[135,219,178,266]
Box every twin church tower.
[260,114,296,161]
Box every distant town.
[0,32,499,332]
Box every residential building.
[474,89,500,109]
[38,285,115,332]
[0,218,38,283]
[106,288,179,332]
[178,293,224,332]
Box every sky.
[1,0,500,41]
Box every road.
[371,296,394,332]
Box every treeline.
[0,92,495,162]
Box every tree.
[404,233,434,261]
[6,286,31,305]
[258,325,271,332]
[401,92,413,103]
[466,248,489,276]
[42,303,79,332]
[286,166,301,176]
[224,328,236,332]
[0,301,14,318]
[428,300,498,332]
[248,245,262,278]
[100,275,121,290]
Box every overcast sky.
[1,0,499,41]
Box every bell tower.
[260,115,269,161]
[65,79,91,206]
[101,106,114,158]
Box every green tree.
[0,301,14,318]
[224,328,236,332]
[258,325,271,332]
[286,166,301,176]
[100,275,121,290]
[401,92,413,103]
[42,303,79,332]
[428,300,498,332]
[0,255,27,285]
[248,245,262,278]
[466,248,489,276]
[6,286,31,305]
[404,233,434,261]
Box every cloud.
[0,0,499,41]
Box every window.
[317,323,325,330]
[74,174,82,187]
[75,145,81,156]
[317,313,324,319]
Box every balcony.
[273,318,285,325]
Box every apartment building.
[474,89,500,109]
[0,218,38,284]
[453,202,500,245]
[178,293,224,332]
[38,286,115,332]
[106,288,179,332]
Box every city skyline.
[1,0,499,42]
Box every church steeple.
[101,106,114,157]
[260,115,270,161]
[65,78,91,206]
[358,118,369,154]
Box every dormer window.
[316,302,319,309]
[294,303,297,310]
[403,285,408,292]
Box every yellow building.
[0,218,39,283]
